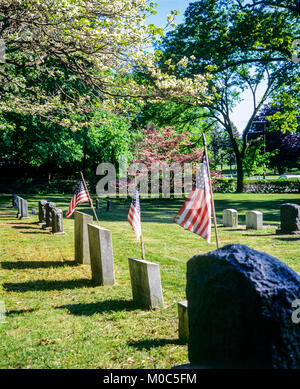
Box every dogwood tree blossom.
[0,0,212,124]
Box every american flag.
[173,156,212,243]
[66,180,90,219]
[128,188,142,240]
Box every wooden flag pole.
[80,171,100,224]
[140,234,146,261]
[202,134,220,249]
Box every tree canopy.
[159,0,300,191]
[0,0,211,128]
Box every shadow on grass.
[275,236,300,241]
[3,278,94,292]
[128,338,182,350]
[18,231,51,235]
[1,260,77,269]
[57,300,142,316]
[242,233,277,237]
[12,225,40,230]
[6,308,36,316]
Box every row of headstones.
[15,196,64,235]
[37,200,65,234]
[74,211,164,311]
[223,202,300,234]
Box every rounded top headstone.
[186,244,300,369]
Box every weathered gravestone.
[223,209,238,227]
[246,210,263,230]
[12,194,17,208]
[19,198,29,220]
[276,203,300,235]
[128,258,164,309]
[87,224,114,285]
[74,211,93,264]
[186,244,300,369]
[51,208,65,235]
[178,300,189,344]
[42,202,56,229]
[38,200,47,225]
[16,196,21,218]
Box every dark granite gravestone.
[186,244,300,369]
[38,200,47,225]
[43,202,56,229]
[16,196,21,218]
[12,194,17,208]
[20,198,29,219]
[106,200,111,212]
[51,208,65,235]
[276,203,300,235]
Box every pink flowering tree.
[126,126,220,195]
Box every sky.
[147,1,267,133]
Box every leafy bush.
[244,179,300,193]
[212,178,300,193]
[212,178,236,193]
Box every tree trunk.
[236,156,244,193]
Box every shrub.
[244,179,300,193]
[212,178,300,193]
[212,178,236,193]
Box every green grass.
[0,193,300,369]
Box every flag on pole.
[173,156,212,243]
[66,180,90,218]
[128,188,142,240]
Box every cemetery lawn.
[0,192,299,369]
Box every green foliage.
[87,110,133,166]
[213,178,300,193]
[159,0,299,192]
[244,179,300,193]
[0,109,133,175]
[243,141,278,177]
[212,178,236,193]
[134,99,213,134]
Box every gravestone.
[106,200,111,212]
[43,202,56,229]
[246,210,263,230]
[128,258,164,309]
[16,196,22,218]
[223,209,238,227]
[74,211,94,264]
[186,244,300,369]
[276,203,300,235]
[32,208,37,215]
[12,194,17,208]
[38,200,47,225]
[96,199,100,209]
[87,224,114,285]
[20,198,29,220]
[178,300,189,344]
[51,208,65,235]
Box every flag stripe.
[174,156,212,243]
[66,180,89,218]
[128,189,142,240]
